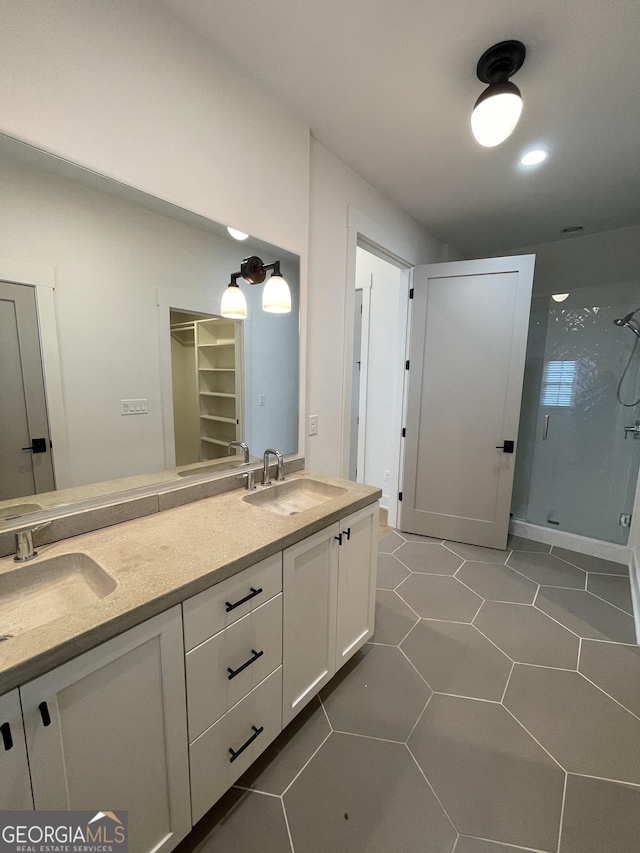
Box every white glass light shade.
[227,227,249,241]
[552,293,570,303]
[220,284,247,319]
[471,82,523,147]
[262,274,291,313]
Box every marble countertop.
[0,471,380,695]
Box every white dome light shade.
[521,149,548,166]
[221,283,247,319]
[552,293,570,303]
[471,81,523,147]
[262,273,291,313]
[227,227,249,241]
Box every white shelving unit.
[195,318,243,461]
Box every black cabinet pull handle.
[343,527,351,541]
[335,533,342,545]
[227,649,264,680]
[225,587,263,613]
[1,722,13,751]
[39,701,51,727]
[228,725,263,763]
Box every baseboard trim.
[509,519,630,566]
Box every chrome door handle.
[543,414,550,440]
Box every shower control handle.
[624,421,640,440]
[495,440,514,453]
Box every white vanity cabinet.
[20,607,191,853]
[0,688,33,809]
[282,502,379,726]
[335,503,379,669]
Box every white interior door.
[399,255,535,549]
[0,280,55,501]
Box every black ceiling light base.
[476,40,526,84]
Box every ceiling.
[162,0,640,257]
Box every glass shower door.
[525,283,640,545]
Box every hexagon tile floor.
[176,530,640,853]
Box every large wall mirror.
[0,135,300,525]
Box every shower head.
[613,307,640,337]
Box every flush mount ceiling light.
[521,148,548,166]
[227,226,249,241]
[552,293,570,302]
[221,255,291,319]
[471,40,526,147]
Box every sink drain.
[0,635,13,642]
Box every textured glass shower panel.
[524,284,640,545]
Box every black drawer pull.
[227,649,264,680]
[225,587,263,612]
[343,527,351,541]
[335,533,342,545]
[1,722,13,751]
[39,701,51,727]
[229,725,263,763]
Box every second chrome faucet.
[262,449,285,486]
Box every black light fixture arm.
[234,255,281,286]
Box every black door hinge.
[409,288,414,299]
[401,427,406,438]
[398,492,403,502]
[405,360,410,370]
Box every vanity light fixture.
[220,255,291,319]
[471,40,526,147]
[227,227,249,241]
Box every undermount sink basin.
[242,478,347,516]
[0,503,43,521]
[0,553,117,640]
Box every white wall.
[306,140,449,475]
[355,248,403,506]
[0,0,309,256]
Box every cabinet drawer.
[186,593,282,741]
[183,552,282,651]
[189,666,282,823]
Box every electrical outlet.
[384,470,390,483]
[259,394,266,406]
[122,399,148,415]
[308,414,319,436]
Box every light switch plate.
[122,399,149,415]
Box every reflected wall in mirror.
[0,135,299,521]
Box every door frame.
[0,257,70,489]
[342,206,424,527]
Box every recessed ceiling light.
[562,226,583,233]
[520,149,548,166]
[227,227,249,241]
[552,293,570,302]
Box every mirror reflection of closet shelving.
[170,314,243,466]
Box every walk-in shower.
[512,283,640,545]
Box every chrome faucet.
[228,441,250,464]
[14,521,51,562]
[262,449,285,485]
